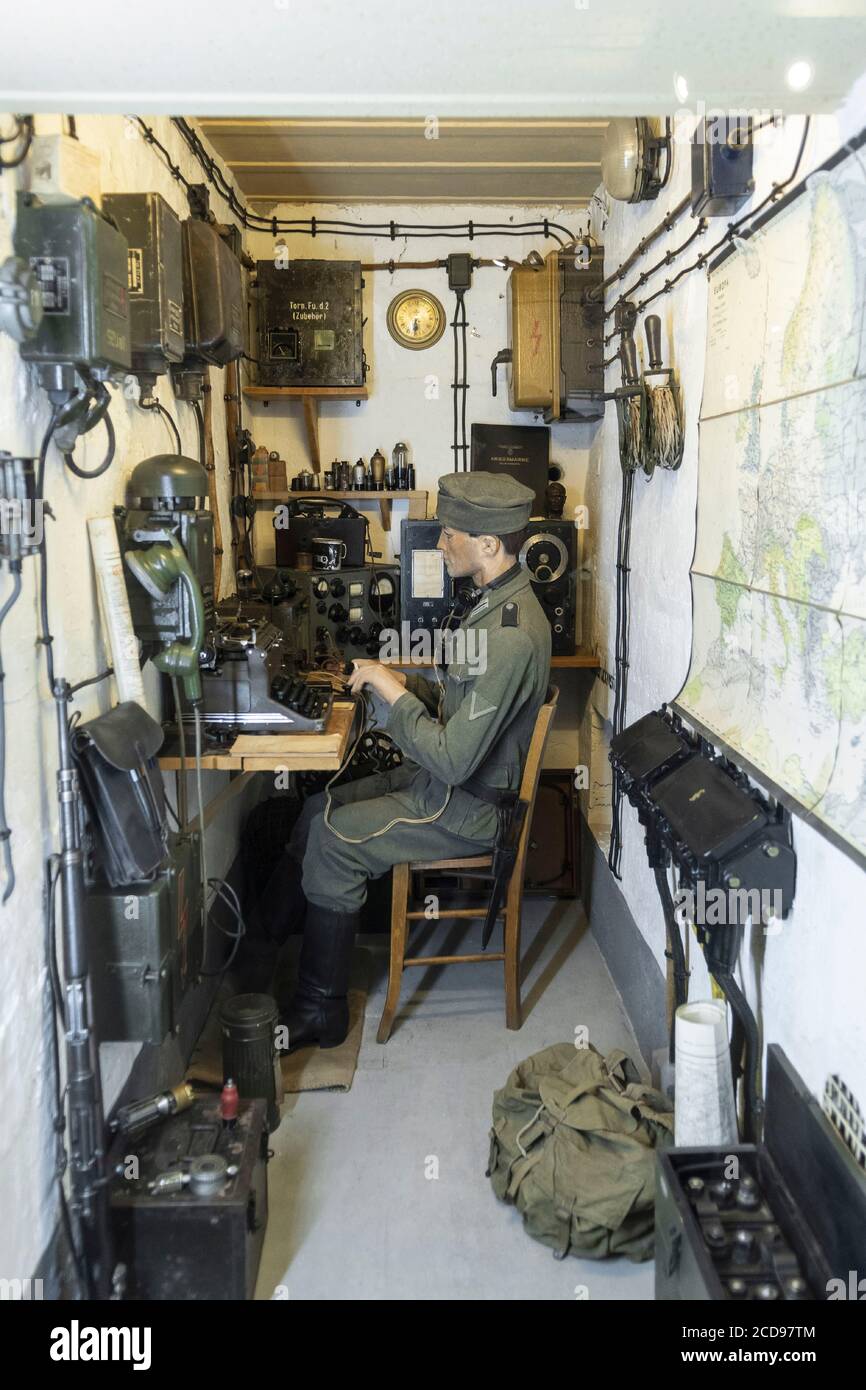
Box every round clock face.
[387,290,446,350]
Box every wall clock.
[386,289,446,350]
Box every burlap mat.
[185,944,371,1098]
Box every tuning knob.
[328,603,348,623]
[330,579,346,597]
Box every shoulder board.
[501,601,520,628]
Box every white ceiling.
[2,0,865,116]
[196,118,607,205]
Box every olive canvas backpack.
[487,1042,675,1261]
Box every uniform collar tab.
[482,561,523,593]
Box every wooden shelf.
[243,386,368,401]
[251,488,427,528]
[243,385,369,472]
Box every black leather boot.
[277,905,360,1052]
[254,852,307,946]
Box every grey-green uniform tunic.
[297,562,552,912]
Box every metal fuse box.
[14,191,131,378]
[254,258,364,387]
[86,833,202,1044]
[691,117,755,217]
[103,192,185,388]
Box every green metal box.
[86,833,201,1044]
[102,191,185,385]
[14,192,131,377]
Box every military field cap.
[435,471,534,535]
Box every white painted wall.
[0,114,256,1281]
[580,77,866,1109]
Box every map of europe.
[676,141,866,865]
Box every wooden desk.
[158,701,358,835]
[382,650,600,671]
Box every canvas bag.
[487,1042,675,1261]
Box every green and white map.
[676,143,866,865]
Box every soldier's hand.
[346,660,408,705]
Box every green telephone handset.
[124,535,204,703]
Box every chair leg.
[377,862,410,1043]
[503,878,523,1030]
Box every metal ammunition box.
[86,833,202,1044]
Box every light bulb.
[786,60,813,92]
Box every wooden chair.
[376,686,559,1042]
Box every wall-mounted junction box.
[253,258,364,388]
[103,192,185,395]
[504,246,606,422]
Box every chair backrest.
[513,685,560,876]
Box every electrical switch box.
[103,192,185,391]
[504,246,605,421]
[14,192,131,379]
[253,259,364,387]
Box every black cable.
[604,117,814,340]
[713,968,760,1143]
[459,291,469,471]
[142,400,182,454]
[587,193,691,304]
[162,788,181,830]
[198,878,246,978]
[0,568,23,900]
[603,218,708,338]
[62,408,116,480]
[68,667,113,695]
[130,116,193,193]
[451,292,460,472]
[450,289,470,470]
[653,863,689,1061]
[135,116,577,247]
[191,399,205,468]
[0,114,34,170]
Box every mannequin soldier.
[275,472,552,1052]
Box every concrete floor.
[254,899,656,1301]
